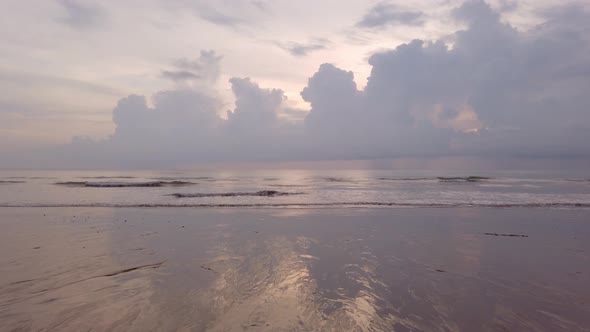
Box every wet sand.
[1,207,589,331]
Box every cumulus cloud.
[21,0,590,168]
[226,77,283,132]
[111,90,221,143]
[58,64,301,167]
[356,2,425,29]
[301,63,362,130]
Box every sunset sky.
[1,0,588,168]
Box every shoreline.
[1,203,590,208]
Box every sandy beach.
[2,0,590,330]
[1,207,589,331]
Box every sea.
[1,168,589,208]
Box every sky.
[0,0,589,168]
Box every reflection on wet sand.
[199,236,316,330]
[1,207,590,331]
[198,233,408,331]
[0,209,161,331]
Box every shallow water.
[0,169,589,208]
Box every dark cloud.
[283,43,326,57]
[10,0,589,168]
[57,0,106,28]
[198,9,244,27]
[161,50,223,83]
[356,2,424,29]
[277,39,330,57]
[161,70,201,81]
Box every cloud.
[56,0,106,28]
[58,75,301,167]
[112,90,222,141]
[161,50,223,83]
[198,9,244,27]
[160,70,201,81]
[356,2,425,29]
[169,0,269,28]
[495,0,518,12]
[299,61,453,159]
[226,77,283,132]
[277,39,330,57]
[6,0,590,168]
[301,63,361,130]
[306,0,590,158]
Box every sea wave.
[169,190,303,198]
[268,184,308,188]
[437,176,492,182]
[1,202,589,208]
[322,177,354,183]
[55,181,194,187]
[152,176,214,181]
[375,176,493,183]
[0,180,26,184]
[2,177,56,180]
[376,177,431,181]
[80,176,137,179]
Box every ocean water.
[1,169,589,208]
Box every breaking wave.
[55,181,194,187]
[79,176,137,179]
[376,177,431,181]
[268,184,308,188]
[375,176,492,182]
[2,177,56,180]
[437,176,492,182]
[152,176,214,181]
[375,176,493,183]
[169,190,303,198]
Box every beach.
[2,0,589,329]
[1,207,589,331]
